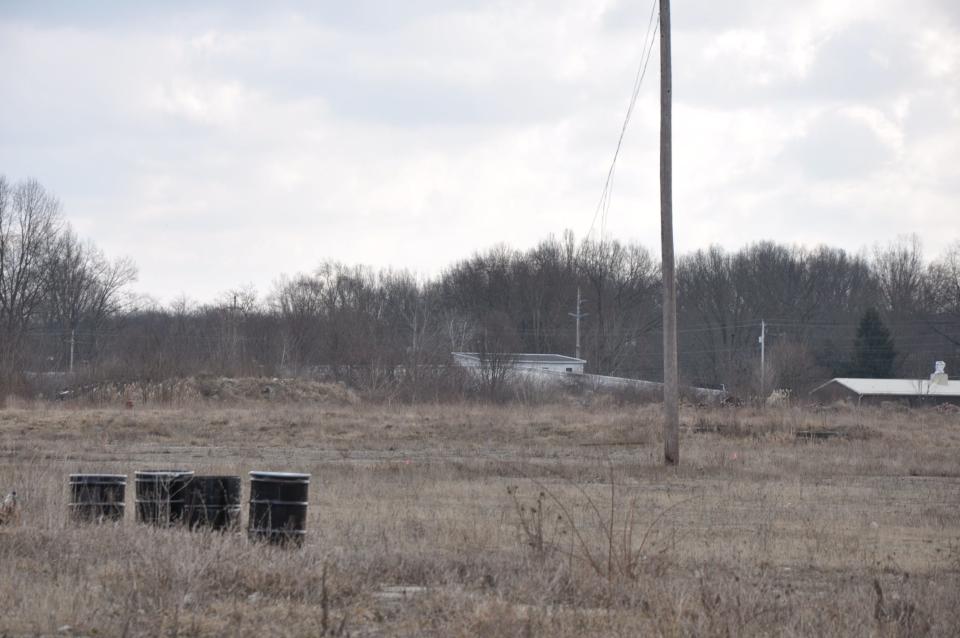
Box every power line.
[585,0,659,243]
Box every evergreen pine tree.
[851,308,896,378]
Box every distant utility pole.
[759,319,766,399]
[660,0,679,465]
[231,294,240,371]
[568,287,588,360]
[69,327,75,374]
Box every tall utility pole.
[69,327,75,374]
[759,319,766,399]
[568,287,588,360]
[660,0,679,465]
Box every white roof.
[812,377,960,397]
[452,352,586,364]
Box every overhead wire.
[585,0,660,244]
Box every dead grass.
[0,401,959,636]
[46,375,362,407]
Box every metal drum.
[135,470,193,525]
[68,474,126,523]
[183,475,242,531]
[248,471,309,545]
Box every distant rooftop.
[452,352,586,365]
[810,377,960,397]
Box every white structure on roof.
[810,362,960,405]
[452,352,586,374]
[931,360,948,385]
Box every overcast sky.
[1,0,958,302]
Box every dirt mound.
[68,376,360,406]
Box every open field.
[1,400,959,636]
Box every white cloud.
[0,1,958,301]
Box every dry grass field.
[1,398,959,637]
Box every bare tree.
[271,274,326,372]
[928,241,960,318]
[924,242,960,368]
[874,235,926,317]
[0,177,63,385]
[44,228,137,371]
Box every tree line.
[4,176,959,401]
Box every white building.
[809,361,960,406]
[451,352,586,374]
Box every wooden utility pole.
[568,287,587,360]
[759,319,766,399]
[660,0,679,465]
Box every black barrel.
[183,475,242,531]
[248,471,309,545]
[69,474,126,523]
[135,470,193,525]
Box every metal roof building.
[452,352,586,374]
[810,376,960,406]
